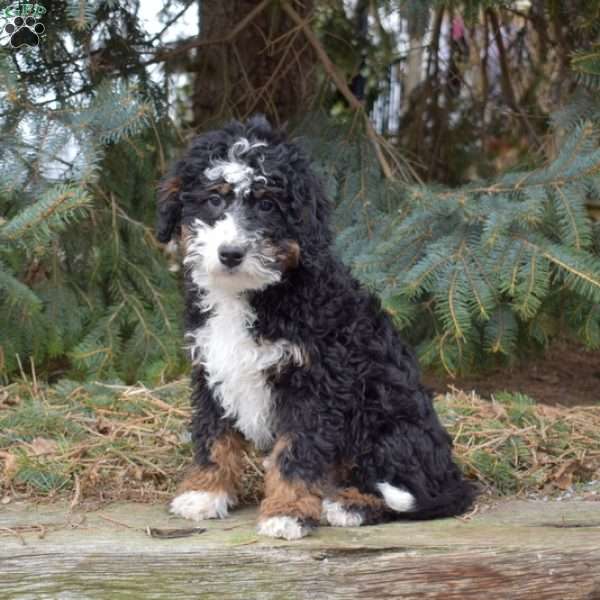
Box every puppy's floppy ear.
[289,166,333,250]
[156,174,182,243]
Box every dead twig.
[97,513,139,530]
[281,1,394,180]
[69,473,81,511]
[151,0,272,63]
[146,526,206,539]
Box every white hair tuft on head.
[204,137,268,197]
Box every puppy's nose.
[218,244,246,268]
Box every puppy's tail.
[376,478,476,520]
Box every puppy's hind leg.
[322,487,390,527]
[372,421,475,520]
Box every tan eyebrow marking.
[207,182,232,195]
[253,185,285,198]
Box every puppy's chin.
[207,269,275,294]
[191,260,282,295]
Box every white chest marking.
[189,292,303,449]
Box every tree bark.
[403,34,423,114]
[191,0,316,129]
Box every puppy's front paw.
[257,516,311,540]
[169,490,232,521]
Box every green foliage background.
[303,101,600,374]
[0,54,184,382]
[1,0,600,383]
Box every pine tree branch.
[553,183,582,250]
[0,186,90,244]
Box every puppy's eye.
[258,198,274,212]
[208,195,224,208]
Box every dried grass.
[439,387,600,495]
[1,380,599,506]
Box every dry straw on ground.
[1,380,599,507]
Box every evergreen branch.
[512,253,550,320]
[438,331,459,376]
[519,238,600,303]
[117,282,171,361]
[553,183,579,248]
[405,252,454,295]
[543,250,600,302]
[461,256,491,320]
[122,257,173,334]
[0,267,42,313]
[548,123,598,179]
[485,306,518,355]
[521,253,538,308]
[552,182,592,250]
[571,47,600,90]
[447,267,465,339]
[149,0,195,44]
[0,185,91,244]
[435,130,600,198]
[67,0,97,31]
[69,303,126,377]
[505,242,526,297]
[72,346,113,360]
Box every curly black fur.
[157,115,475,523]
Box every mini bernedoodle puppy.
[156,115,475,540]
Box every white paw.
[321,499,364,527]
[169,490,232,521]
[257,516,310,540]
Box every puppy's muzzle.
[218,244,247,269]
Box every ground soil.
[424,341,600,407]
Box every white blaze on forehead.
[198,211,246,248]
[204,137,268,197]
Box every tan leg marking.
[259,438,322,523]
[333,486,387,511]
[177,431,246,499]
[170,432,247,521]
[321,486,389,526]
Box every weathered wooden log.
[1,500,599,599]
